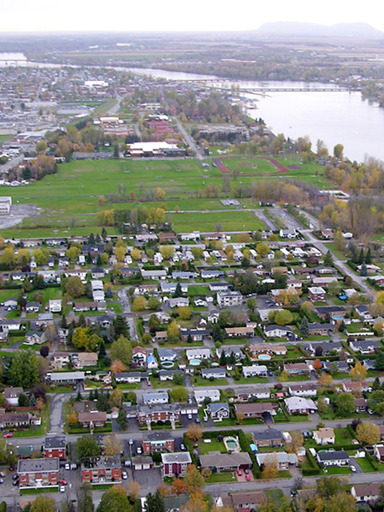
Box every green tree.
[167,320,180,342]
[333,144,344,159]
[133,296,148,311]
[256,242,269,257]
[110,335,132,366]
[145,491,165,512]
[299,316,309,338]
[9,351,40,388]
[148,296,160,311]
[65,276,85,298]
[274,309,293,326]
[72,327,90,350]
[335,392,355,417]
[323,251,334,266]
[33,248,50,266]
[368,390,384,415]
[97,487,129,512]
[0,247,15,269]
[76,436,101,460]
[246,297,257,313]
[184,464,206,490]
[116,407,128,430]
[113,315,129,339]
[78,483,94,512]
[316,476,348,500]
[30,495,57,512]
[171,386,188,402]
[355,422,380,445]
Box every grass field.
[0,155,329,237]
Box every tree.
[30,495,56,512]
[171,386,188,402]
[110,335,132,366]
[171,478,187,495]
[261,454,279,479]
[178,306,191,320]
[185,423,203,442]
[111,359,126,374]
[16,248,31,266]
[145,491,165,512]
[246,297,257,313]
[184,465,206,490]
[350,360,367,382]
[323,251,334,266]
[299,316,309,338]
[333,144,344,159]
[33,248,49,266]
[9,351,40,388]
[173,373,185,386]
[325,492,357,512]
[65,276,85,298]
[133,296,147,311]
[355,422,380,445]
[148,296,160,311]
[40,345,49,358]
[103,434,124,456]
[127,481,141,503]
[97,486,129,512]
[167,320,180,342]
[78,482,94,512]
[0,247,15,269]
[114,246,126,262]
[72,327,89,350]
[116,407,128,430]
[335,392,355,417]
[160,246,174,260]
[317,396,329,415]
[113,315,129,338]
[278,369,290,382]
[318,371,333,388]
[327,281,341,297]
[316,476,348,499]
[66,245,81,263]
[274,309,293,326]
[68,410,78,426]
[286,431,304,454]
[130,248,140,261]
[76,436,101,459]
[256,242,269,257]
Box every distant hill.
[256,22,384,38]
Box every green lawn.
[199,438,227,454]
[13,397,50,438]
[205,472,237,483]
[192,376,228,387]
[235,375,269,384]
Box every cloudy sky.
[1,0,383,33]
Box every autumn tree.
[261,454,279,479]
[313,359,323,371]
[167,320,180,342]
[111,360,126,374]
[318,372,333,388]
[68,410,78,426]
[160,246,174,260]
[286,431,304,454]
[171,477,187,495]
[178,306,191,320]
[133,296,147,311]
[185,423,203,442]
[355,422,380,445]
[350,360,367,382]
[184,465,206,490]
[127,481,141,503]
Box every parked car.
[122,470,128,480]
[180,444,186,451]
[136,447,142,455]
[245,474,251,481]
[244,469,249,474]
[3,433,13,438]
[0,478,3,484]
[237,470,242,476]
[59,479,68,485]
[59,485,66,493]
[64,463,70,470]
[188,414,192,420]
[195,418,200,423]
[350,465,356,472]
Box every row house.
[137,404,181,425]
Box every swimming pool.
[224,436,240,453]
[258,354,272,361]
[189,359,201,366]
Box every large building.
[18,458,59,488]
[0,196,11,215]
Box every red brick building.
[18,458,59,488]
[43,435,66,460]
[137,404,180,426]
[142,432,175,454]
[81,456,122,484]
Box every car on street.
[122,470,128,480]
[59,479,68,485]
[59,485,66,493]
[64,463,70,470]
[0,478,3,484]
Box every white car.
[122,470,128,480]
[136,447,142,455]
[59,485,66,493]
[350,465,356,472]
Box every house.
[264,325,292,338]
[249,344,287,358]
[137,404,181,426]
[172,271,198,280]
[284,362,310,375]
[349,340,380,354]
[216,346,244,361]
[201,368,226,380]
[165,297,189,308]
[91,267,105,279]
[142,432,175,454]
[217,291,242,308]
[234,402,276,419]
[351,482,382,504]
[201,269,224,280]
[72,353,98,369]
[343,381,371,394]
[4,298,18,309]
[317,450,349,467]
[180,328,209,342]
[81,455,122,484]
[158,370,182,382]
[3,387,23,406]
[285,397,317,414]
[51,352,71,370]
[142,391,169,405]
[147,354,159,370]
[25,301,40,313]
[186,348,212,361]
[287,383,317,397]
[222,492,268,512]
[242,365,268,378]
[25,330,44,345]
[18,458,59,488]
[234,387,271,402]
[194,389,220,404]
[49,299,62,313]
[207,402,230,420]
[78,411,107,428]
[0,318,21,332]
[46,371,85,385]
[252,429,285,447]
[43,436,66,459]
[114,372,143,384]
[36,312,54,328]
[355,397,369,413]
[225,327,254,338]
[132,346,148,367]
[313,428,335,445]
[308,322,333,336]
[256,452,298,470]
[308,287,326,302]
[303,341,341,357]
[200,452,252,473]
[280,228,297,239]
[158,348,177,362]
[161,452,191,478]
[160,282,188,294]
[0,408,30,428]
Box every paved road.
[118,287,138,341]
[175,118,203,161]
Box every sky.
[1,0,384,33]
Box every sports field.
[0,156,328,237]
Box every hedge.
[304,447,321,476]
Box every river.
[1,55,383,163]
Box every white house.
[194,389,220,404]
[186,348,212,361]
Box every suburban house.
[161,452,192,478]
[137,404,181,426]
[0,408,30,428]
[200,452,252,473]
[73,352,98,369]
[142,391,169,405]
[287,383,317,398]
[349,340,380,354]
[207,403,230,420]
[18,458,59,489]
[81,455,122,484]
[186,348,212,361]
[49,299,62,313]
[374,445,384,462]
[252,429,285,447]
[308,286,326,302]
[264,325,292,338]
[158,348,177,362]
[225,327,254,338]
[25,330,44,345]
[313,428,335,445]
[317,450,349,467]
[308,322,333,336]
[234,402,276,419]
[343,381,371,394]
[216,346,244,361]
[194,389,220,404]
[131,346,148,367]
[249,344,287,358]
[217,291,242,308]
[256,452,298,470]
[235,387,271,402]
[43,435,67,459]
[285,397,317,414]
[142,432,175,454]
[3,387,23,406]
[351,483,382,504]
[242,365,268,378]
[283,363,310,375]
[222,492,268,512]
[201,368,226,380]
[180,328,209,342]
[114,372,143,384]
